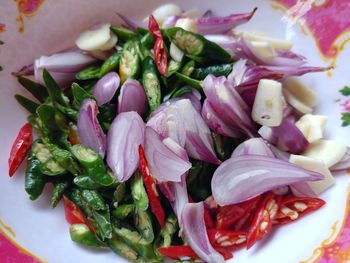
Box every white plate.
[0,0,349,262]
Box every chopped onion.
[202,100,241,138]
[106,111,145,182]
[175,99,221,164]
[118,79,147,117]
[77,99,106,158]
[211,155,324,205]
[272,116,309,154]
[34,50,96,88]
[182,202,225,263]
[195,8,257,35]
[231,138,274,158]
[144,126,191,182]
[202,75,256,137]
[92,72,120,106]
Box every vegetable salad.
[8,3,350,263]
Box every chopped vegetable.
[11,4,342,262]
[8,123,33,177]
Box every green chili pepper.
[73,175,100,189]
[167,60,182,77]
[108,235,139,261]
[111,26,137,42]
[156,214,178,248]
[81,189,106,211]
[99,52,121,78]
[171,86,193,98]
[51,181,69,208]
[70,224,107,248]
[140,32,155,49]
[27,115,41,131]
[44,140,80,176]
[174,72,201,90]
[119,40,141,83]
[142,56,161,112]
[191,63,234,80]
[112,183,126,207]
[15,94,40,114]
[112,204,135,220]
[55,104,78,121]
[25,146,46,200]
[91,205,113,240]
[113,227,158,260]
[166,27,231,63]
[43,69,69,107]
[71,144,116,186]
[131,171,149,211]
[32,140,66,176]
[76,64,101,80]
[17,76,48,102]
[67,188,85,209]
[71,83,94,110]
[134,207,154,243]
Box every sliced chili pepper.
[8,123,33,177]
[215,247,234,260]
[208,229,247,250]
[204,207,215,229]
[274,196,325,225]
[148,15,167,76]
[63,195,94,233]
[216,196,260,230]
[148,15,162,39]
[246,192,281,249]
[138,145,165,227]
[157,245,198,260]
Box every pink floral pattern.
[272,0,350,60]
[0,23,5,33]
[16,0,45,32]
[0,228,43,262]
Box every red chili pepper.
[8,123,33,177]
[158,245,199,260]
[63,195,94,233]
[215,247,234,260]
[204,207,215,229]
[216,196,260,230]
[208,229,248,250]
[246,192,281,249]
[148,15,168,76]
[138,144,165,227]
[274,196,325,225]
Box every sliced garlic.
[248,41,275,62]
[170,43,184,62]
[295,114,327,143]
[303,140,347,168]
[175,18,197,32]
[289,155,335,195]
[76,23,112,51]
[151,3,182,26]
[283,77,317,114]
[235,30,293,50]
[252,79,284,127]
[98,34,118,51]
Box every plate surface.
[0,0,350,262]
